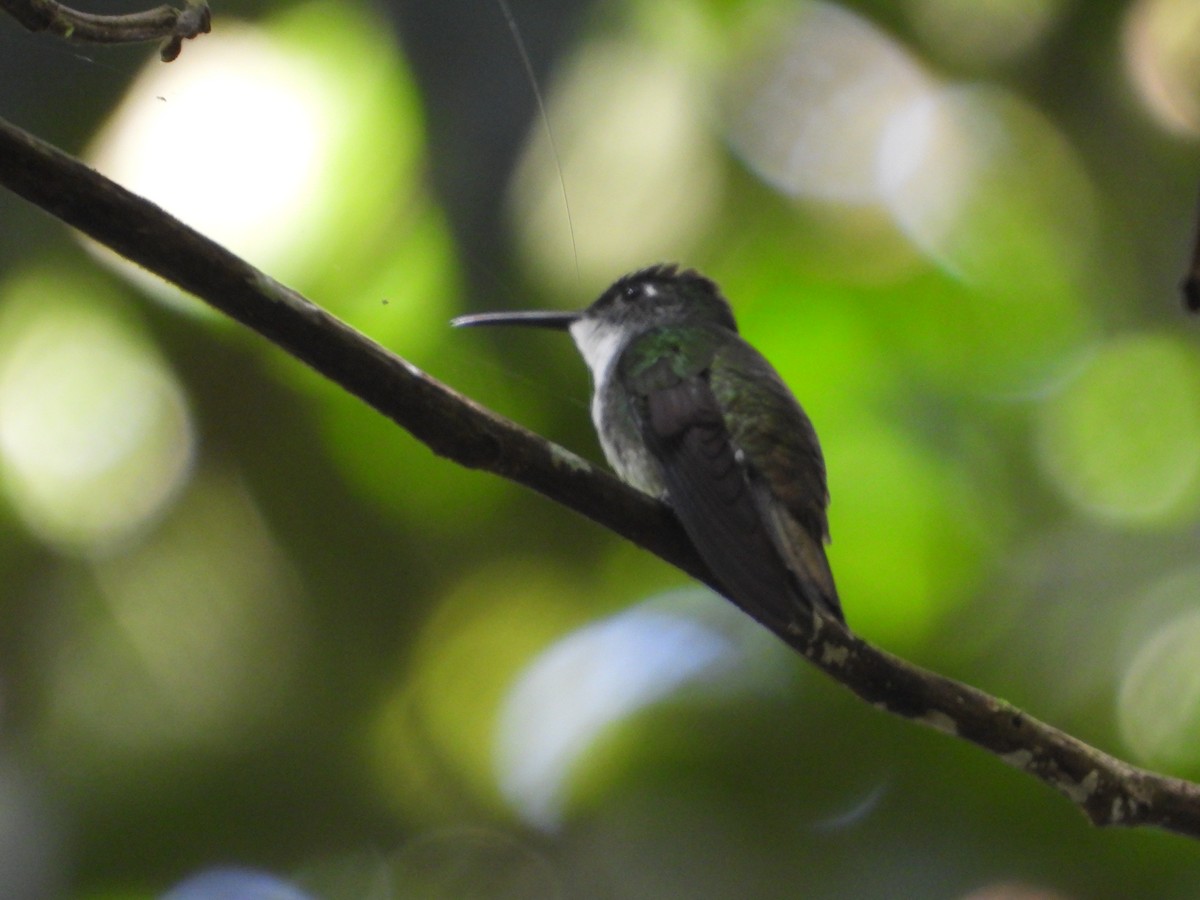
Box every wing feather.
[640,375,842,626]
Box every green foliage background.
[1,0,1199,896]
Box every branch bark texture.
[2,113,1200,839]
[0,0,210,60]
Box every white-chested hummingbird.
[452,264,844,628]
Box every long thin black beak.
[451,310,579,330]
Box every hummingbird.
[452,264,844,628]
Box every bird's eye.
[622,283,641,300]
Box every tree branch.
[2,112,1200,840]
[0,0,210,60]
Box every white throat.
[568,317,627,384]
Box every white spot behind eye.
[642,284,658,298]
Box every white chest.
[568,318,625,424]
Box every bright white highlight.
[727,1,936,203]
[495,605,737,829]
[86,24,340,295]
[0,277,193,552]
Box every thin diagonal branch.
[0,0,210,60]
[2,112,1200,839]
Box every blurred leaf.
[368,562,590,822]
[1037,333,1200,526]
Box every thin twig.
[0,0,210,60]
[1,113,1200,839]
[1183,181,1200,312]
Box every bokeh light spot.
[726,1,935,203]
[0,271,193,553]
[162,868,314,900]
[495,602,737,830]
[879,83,1099,297]
[960,883,1074,900]
[1117,606,1200,772]
[1036,334,1200,525]
[86,2,421,306]
[1124,0,1200,137]
[369,563,587,821]
[509,38,723,291]
[42,470,304,761]
[87,25,333,294]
